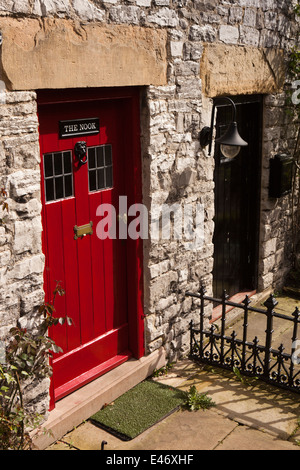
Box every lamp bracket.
[199,126,211,148]
[200,96,238,156]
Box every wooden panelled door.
[213,96,262,299]
[38,88,144,407]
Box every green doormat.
[90,380,187,441]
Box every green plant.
[289,417,300,446]
[0,282,72,450]
[152,362,174,377]
[232,366,248,384]
[184,385,215,411]
[232,366,259,386]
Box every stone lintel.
[201,44,285,98]
[0,18,167,90]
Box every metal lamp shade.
[200,97,248,157]
[215,121,248,147]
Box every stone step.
[32,347,166,450]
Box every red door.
[38,88,144,406]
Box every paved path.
[47,359,300,451]
[47,294,300,451]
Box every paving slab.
[215,425,300,451]
[224,293,300,351]
[151,358,202,388]
[115,409,238,451]
[178,366,300,440]
[55,421,122,451]
[53,409,238,451]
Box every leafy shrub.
[0,283,71,450]
[184,385,216,411]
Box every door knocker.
[74,141,88,166]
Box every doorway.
[213,95,262,299]
[38,88,144,407]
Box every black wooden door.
[213,96,262,299]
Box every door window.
[43,151,73,202]
[88,144,113,192]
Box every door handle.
[117,213,128,225]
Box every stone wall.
[141,81,214,359]
[0,91,48,413]
[0,91,43,338]
[0,0,299,406]
[259,92,299,292]
[133,1,298,359]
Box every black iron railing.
[187,286,300,394]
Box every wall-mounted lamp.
[200,96,248,159]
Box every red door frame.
[37,87,145,410]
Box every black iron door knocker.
[74,141,88,166]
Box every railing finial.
[199,285,207,296]
[263,294,278,311]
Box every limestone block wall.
[141,82,215,359]
[259,93,299,292]
[0,0,298,384]
[0,92,47,412]
[0,92,44,338]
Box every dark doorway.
[213,95,262,299]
